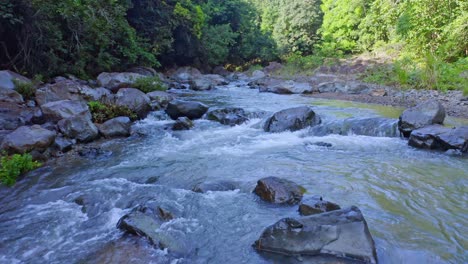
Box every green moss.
[0,153,42,186]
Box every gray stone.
[41,100,90,122]
[259,80,313,94]
[437,126,468,153]
[0,70,31,90]
[398,100,446,137]
[253,177,305,205]
[58,114,99,142]
[98,117,131,138]
[409,125,468,153]
[192,180,239,193]
[0,88,24,103]
[35,80,108,106]
[170,67,202,83]
[53,136,75,152]
[299,196,341,216]
[1,125,56,154]
[147,91,174,107]
[264,106,321,133]
[166,100,209,120]
[97,72,145,92]
[252,70,266,80]
[206,108,249,126]
[253,206,377,264]
[114,88,151,119]
[172,117,194,131]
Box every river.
[0,82,466,264]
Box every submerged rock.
[192,180,239,193]
[253,177,305,205]
[206,107,249,126]
[166,100,209,120]
[1,125,56,154]
[253,206,377,264]
[398,100,446,137]
[298,196,341,216]
[264,106,321,133]
[172,117,194,131]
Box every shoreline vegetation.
[1,0,466,95]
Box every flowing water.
[0,82,467,264]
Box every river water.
[0,82,467,264]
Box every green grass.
[0,153,42,186]
[88,101,137,123]
[132,76,167,93]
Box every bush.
[0,153,42,186]
[88,101,137,123]
[132,76,167,93]
[12,74,43,100]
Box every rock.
[1,125,56,154]
[78,147,112,159]
[192,180,239,193]
[253,206,377,264]
[41,100,90,122]
[310,117,399,138]
[117,206,182,252]
[310,142,333,148]
[252,70,266,80]
[0,88,24,103]
[114,88,151,119]
[0,70,31,90]
[53,136,75,152]
[409,125,468,153]
[264,106,321,133]
[146,91,174,107]
[97,72,145,92]
[170,67,202,83]
[190,74,227,91]
[98,117,131,138]
[437,126,468,153]
[0,102,28,130]
[127,66,158,77]
[299,196,341,216]
[206,108,249,126]
[35,80,109,106]
[370,88,387,97]
[166,100,209,120]
[258,80,313,94]
[57,114,99,142]
[253,177,305,205]
[317,81,371,94]
[172,117,194,131]
[398,100,446,137]
[263,62,283,73]
[212,66,230,76]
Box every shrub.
[13,80,35,100]
[88,101,137,123]
[132,76,167,93]
[0,153,42,186]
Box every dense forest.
[0,0,467,89]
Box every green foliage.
[201,24,238,65]
[0,153,42,186]
[88,101,137,123]
[133,76,167,93]
[13,80,35,100]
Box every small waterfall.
[310,117,399,137]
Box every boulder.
[317,81,371,94]
[259,80,313,94]
[35,80,109,106]
[97,72,145,92]
[212,66,230,76]
[253,177,305,205]
[166,100,209,120]
[252,70,266,80]
[409,125,468,153]
[41,100,90,122]
[0,70,31,90]
[117,206,186,254]
[190,74,228,91]
[0,88,23,103]
[299,196,341,216]
[170,67,202,83]
[53,136,75,152]
[98,116,131,138]
[0,102,28,130]
[263,62,283,73]
[264,106,321,133]
[398,100,446,137]
[57,114,99,142]
[253,206,377,264]
[172,117,194,131]
[147,91,174,107]
[114,88,151,119]
[206,108,249,126]
[1,125,56,154]
[192,180,239,193]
